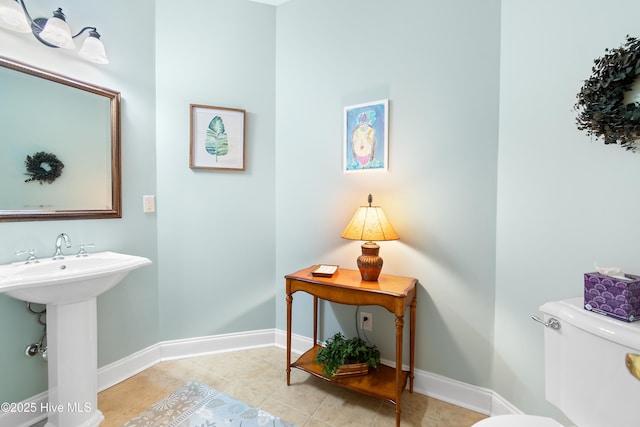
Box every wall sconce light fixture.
[0,0,108,64]
[341,194,399,281]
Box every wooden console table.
[285,266,417,426]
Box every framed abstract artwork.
[190,104,246,170]
[343,99,389,173]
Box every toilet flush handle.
[531,316,561,330]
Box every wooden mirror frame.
[0,56,121,222]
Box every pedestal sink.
[0,251,152,427]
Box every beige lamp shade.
[341,205,399,242]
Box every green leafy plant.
[575,35,640,150]
[315,332,380,377]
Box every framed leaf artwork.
[190,104,246,170]
[343,99,389,173]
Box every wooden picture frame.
[190,104,246,170]
[343,99,389,173]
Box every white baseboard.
[97,342,161,392]
[489,391,525,416]
[159,329,276,362]
[2,328,518,427]
[273,328,314,355]
[412,368,493,415]
[97,329,277,392]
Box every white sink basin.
[0,250,151,427]
[0,251,151,304]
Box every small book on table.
[311,265,338,277]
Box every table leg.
[409,296,416,392]
[313,296,318,346]
[395,315,404,427]
[286,290,292,386]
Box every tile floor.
[96,346,487,426]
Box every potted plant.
[315,332,381,377]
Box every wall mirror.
[0,55,121,222]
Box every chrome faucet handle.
[16,249,39,264]
[76,243,95,257]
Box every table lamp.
[341,194,399,281]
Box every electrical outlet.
[143,195,155,213]
[360,312,372,331]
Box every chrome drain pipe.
[25,302,47,360]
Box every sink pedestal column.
[45,297,104,427]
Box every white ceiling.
[249,0,291,5]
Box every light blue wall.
[155,0,276,340]
[0,0,158,404]
[495,0,640,419]
[1,0,499,405]
[274,0,501,388]
[3,0,639,422]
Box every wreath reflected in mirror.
[575,35,640,151]
[24,151,64,184]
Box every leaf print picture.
[190,104,246,170]
[205,116,229,160]
[344,99,388,173]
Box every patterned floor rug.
[122,381,296,427]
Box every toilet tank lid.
[540,297,640,350]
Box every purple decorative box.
[584,272,640,322]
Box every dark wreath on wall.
[575,35,640,151]
[24,151,64,184]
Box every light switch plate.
[143,195,155,213]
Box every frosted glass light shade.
[79,35,108,64]
[0,0,30,33]
[341,206,399,242]
[39,16,74,49]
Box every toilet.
[473,297,640,427]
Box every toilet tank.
[541,297,640,427]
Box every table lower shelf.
[290,345,409,405]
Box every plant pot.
[334,362,369,378]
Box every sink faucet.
[53,233,72,260]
